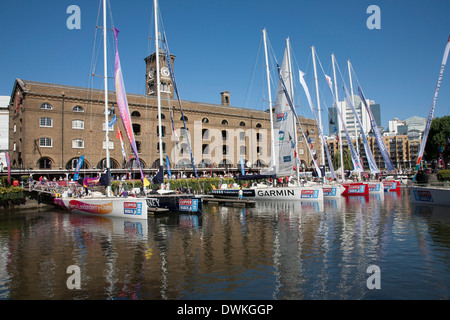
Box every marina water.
[0,188,449,300]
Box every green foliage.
[424,116,450,163]
[332,147,354,171]
[111,177,238,193]
[438,169,450,181]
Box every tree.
[332,147,353,171]
[424,116,450,167]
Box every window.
[136,141,141,153]
[240,145,246,156]
[39,117,53,127]
[202,129,209,140]
[131,111,141,117]
[39,158,52,169]
[221,120,228,125]
[157,125,166,137]
[256,133,262,142]
[310,129,315,133]
[103,140,114,150]
[13,142,16,151]
[222,145,228,155]
[39,137,53,147]
[40,103,53,110]
[72,139,84,149]
[103,122,114,131]
[239,121,246,127]
[202,117,209,123]
[157,142,166,153]
[222,130,227,141]
[133,123,141,136]
[299,149,305,155]
[72,120,84,129]
[256,123,262,128]
[257,146,262,156]
[202,144,209,155]
[239,132,245,142]
[72,105,84,112]
[158,113,165,119]
[181,116,188,121]
[161,82,171,93]
[13,124,16,133]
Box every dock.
[203,197,256,207]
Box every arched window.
[256,123,262,128]
[181,116,188,121]
[73,105,84,112]
[239,121,246,127]
[38,157,52,169]
[202,117,209,123]
[131,111,141,117]
[221,119,228,125]
[40,103,53,110]
[158,113,165,119]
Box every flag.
[108,115,117,128]
[166,155,172,177]
[73,155,84,181]
[116,127,127,159]
[413,36,450,180]
[114,27,146,185]
[240,157,245,176]
[5,152,11,184]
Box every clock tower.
[144,51,175,99]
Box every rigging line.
[243,34,263,109]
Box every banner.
[343,85,379,174]
[413,36,450,179]
[166,155,172,177]
[162,32,199,180]
[299,70,336,179]
[277,65,322,178]
[358,86,395,172]
[73,155,84,181]
[114,27,148,187]
[240,157,245,176]
[116,127,127,159]
[5,152,10,184]
[325,75,364,173]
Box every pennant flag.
[277,65,322,177]
[166,155,172,177]
[108,115,117,128]
[342,84,379,174]
[116,127,127,159]
[114,27,146,185]
[5,152,11,184]
[413,36,450,180]
[325,74,363,173]
[73,155,85,181]
[358,86,394,172]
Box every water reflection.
[0,189,449,300]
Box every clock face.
[161,66,170,77]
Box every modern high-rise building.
[328,95,381,139]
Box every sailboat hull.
[145,194,203,214]
[322,184,345,198]
[368,182,384,194]
[410,186,450,206]
[211,186,323,201]
[54,197,148,220]
[341,182,370,196]
[383,180,401,193]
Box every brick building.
[7,51,320,176]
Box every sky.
[1,0,450,135]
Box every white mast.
[332,53,345,180]
[154,0,164,187]
[312,46,325,167]
[347,60,360,179]
[286,37,300,184]
[103,0,111,196]
[262,28,276,173]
